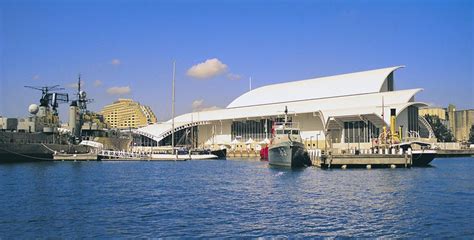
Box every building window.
[231,119,273,141]
[343,120,379,143]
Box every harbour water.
[1,158,473,238]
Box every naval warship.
[0,77,131,162]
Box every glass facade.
[231,119,273,141]
[133,127,198,147]
[407,106,419,132]
[343,121,379,143]
[160,127,198,147]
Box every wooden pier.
[227,150,259,158]
[313,154,411,168]
[53,153,98,161]
[308,149,413,168]
[435,149,474,158]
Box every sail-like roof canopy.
[227,66,404,108]
[136,66,427,143]
[136,88,424,143]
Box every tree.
[469,125,474,143]
[423,114,454,142]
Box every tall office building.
[100,99,157,129]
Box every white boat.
[147,62,218,161]
[150,153,217,160]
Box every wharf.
[98,150,188,161]
[54,154,187,161]
[436,149,474,158]
[102,157,187,161]
[313,154,411,168]
[227,150,259,158]
[53,153,98,161]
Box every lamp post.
[316,133,320,149]
[346,136,350,153]
[325,130,330,152]
[370,133,374,149]
[357,135,361,151]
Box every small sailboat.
[148,61,218,161]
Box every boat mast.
[171,61,176,154]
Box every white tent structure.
[79,140,104,149]
[230,139,240,150]
[204,139,213,146]
[134,66,434,150]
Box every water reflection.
[0,158,473,238]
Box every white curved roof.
[227,66,404,108]
[137,88,423,141]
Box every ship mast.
[171,61,176,156]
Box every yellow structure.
[100,99,157,129]
[419,107,447,120]
[448,106,474,142]
[420,105,474,142]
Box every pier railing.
[99,150,149,159]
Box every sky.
[1,0,473,121]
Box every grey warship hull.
[0,142,89,162]
[268,141,311,167]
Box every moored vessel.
[0,77,130,162]
[268,107,311,167]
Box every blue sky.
[1,0,473,121]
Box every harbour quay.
[309,148,414,169]
[135,66,427,153]
[315,154,411,169]
[130,66,471,167]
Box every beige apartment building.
[419,107,447,120]
[100,99,157,129]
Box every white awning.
[79,140,104,149]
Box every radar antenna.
[277,106,295,123]
[76,74,94,114]
[24,85,69,115]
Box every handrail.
[418,115,435,139]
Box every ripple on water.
[0,158,473,238]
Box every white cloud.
[226,73,241,80]
[192,99,204,110]
[192,99,220,112]
[187,58,228,79]
[32,74,40,80]
[94,80,103,87]
[107,86,131,95]
[111,59,121,65]
[200,106,221,111]
[67,80,85,89]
